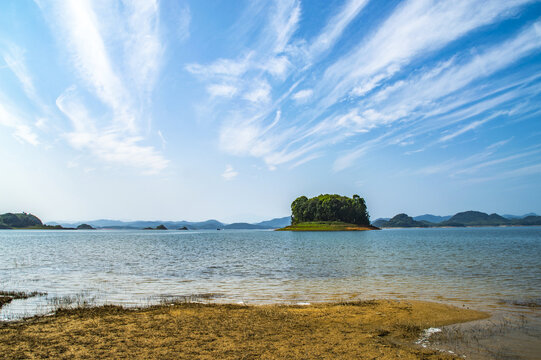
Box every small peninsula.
[277,194,378,231]
[0,212,68,230]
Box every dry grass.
[0,300,488,359]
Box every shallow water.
[1,227,540,358]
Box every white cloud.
[0,103,39,146]
[177,4,191,42]
[50,0,135,130]
[269,0,301,53]
[244,81,271,103]
[56,88,168,174]
[35,117,47,130]
[455,147,541,176]
[157,130,166,149]
[187,0,537,174]
[67,160,78,169]
[186,53,254,78]
[324,19,541,170]
[318,0,534,111]
[2,45,37,101]
[466,163,541,184]
[438,112,505,143]
[34,0,169,172]
[207,84,238,98]
[306,0,369,60]
[292,89,313,102]
[221,164,238,180]
[260,56,290,78]
[122,0,163,96]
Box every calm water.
[1,227,540,358]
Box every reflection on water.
[1,227,540,358]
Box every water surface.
[1,227,540,358]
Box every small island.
[143,224,168,230]
[277,194,378,231]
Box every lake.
[1,227,540,358]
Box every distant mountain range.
[47,216,292,230]
[412,214,452,223]
[5,211,541,230]
[373,211,541,228]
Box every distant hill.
[440,211,509,226]
[0,213,43,228]
[50,216,291,230]
[374,210,541,228]
[511,215,541,226]
[223,223,267,230]
[373,214,429,228]
[502,212,539,219]
[254,216,291,228]
[413,214,451,223]
[50,219,226,230]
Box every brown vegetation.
[0,300,487,359]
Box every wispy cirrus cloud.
[122,0,163,97]
[177,4,191,42]
[317,0,534,111]
[47,0,134,129]
[187,0,373,168]
[0,43,47,143]
[292,89,313,103]
[2,44,37,102]
[330,19,541,170]
[221,164,238,180]
[0,102,39,146]
[187,0,539,179]
[207,84,238,98]
[57,88,168,174]
[35,0,167,173]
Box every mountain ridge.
[47,216,292,230]
[373,210,541,228]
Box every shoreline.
[0,299,487,359]
[276,221,380,231]
[374,224,541,229]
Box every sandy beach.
[0,299,487,359]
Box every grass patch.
[277,221,379,231]
[0,299,487,359]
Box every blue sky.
[1,0,540,223]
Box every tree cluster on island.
[278,194,376,231]
[291,194,370,225]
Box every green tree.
[290,194,370,226]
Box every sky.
[0,0,540,223]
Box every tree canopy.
[291,194,370,226]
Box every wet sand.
[0,299,487,359]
